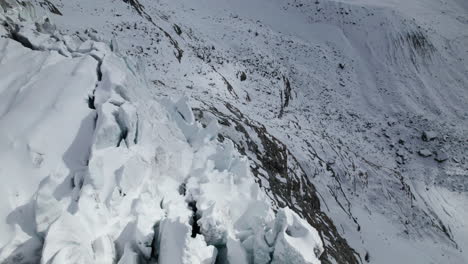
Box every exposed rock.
[434,151,449,162]
[396,149,405,157]
[396,149,406,164]
[387,118,396,126]
[422,131,437,141]
[396,156,405,165]
[173,24,182,35]
[239,71,247,81]
[418,149,432,157]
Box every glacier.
[0,1,324,263]
[1,0,467,263]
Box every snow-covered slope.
[1,0,467,263]
[0,2,325,264]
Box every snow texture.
[1,0,468,263]
[0,2,324,264]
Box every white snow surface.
[0,2,323,264]
[1,0,467,263]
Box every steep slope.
[0,2,324,264]
[1,0,468,263]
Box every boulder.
[435,151,449,162]
[422,131,437,141]
[418,149,432,157]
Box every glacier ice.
[0,2,324,264]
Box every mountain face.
[0,0,467,263]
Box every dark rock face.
[239,71,247,81]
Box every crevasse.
[0,1,324,263]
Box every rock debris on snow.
[422,131,437,141]
[418,149,433,157]
[434,151,449,162]
[0,2,323,264]
[1,0,468,263]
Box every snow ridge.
[0,1,324,263]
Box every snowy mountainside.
[0,2,325,264]
[1,0,468,263]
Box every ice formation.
[0,1,323,263]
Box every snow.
[157,217,215,264]
[1,0,467,262]
[270,208,324,264]
[0,39,97,249]
[0,2,324,263]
